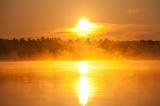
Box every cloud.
[99,24,160,40]
[1,23,160,41]
[52,23,160,40]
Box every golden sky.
[0,0,160,40]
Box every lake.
[0,61,160,106]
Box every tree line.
[0,37,160,60]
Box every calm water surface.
[0,61,160,106]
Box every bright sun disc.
[77,18,91,32]
[73,18,98,36]
[70,17,102,37]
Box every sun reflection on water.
[78,61,89,75]
[79,77,89,106]
[77,61,92,106]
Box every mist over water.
[1,38,160,60]
[0,61,160,106]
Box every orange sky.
[0,0,160,40]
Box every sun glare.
[73,17,100,37]
[77,18,91,32]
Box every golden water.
[0,61,160,106]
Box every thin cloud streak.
[0,23,160,40]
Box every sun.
[76,18,91,32]
[70,17,102,37]
[73,18,98,37]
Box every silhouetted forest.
[0,37,160,60]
